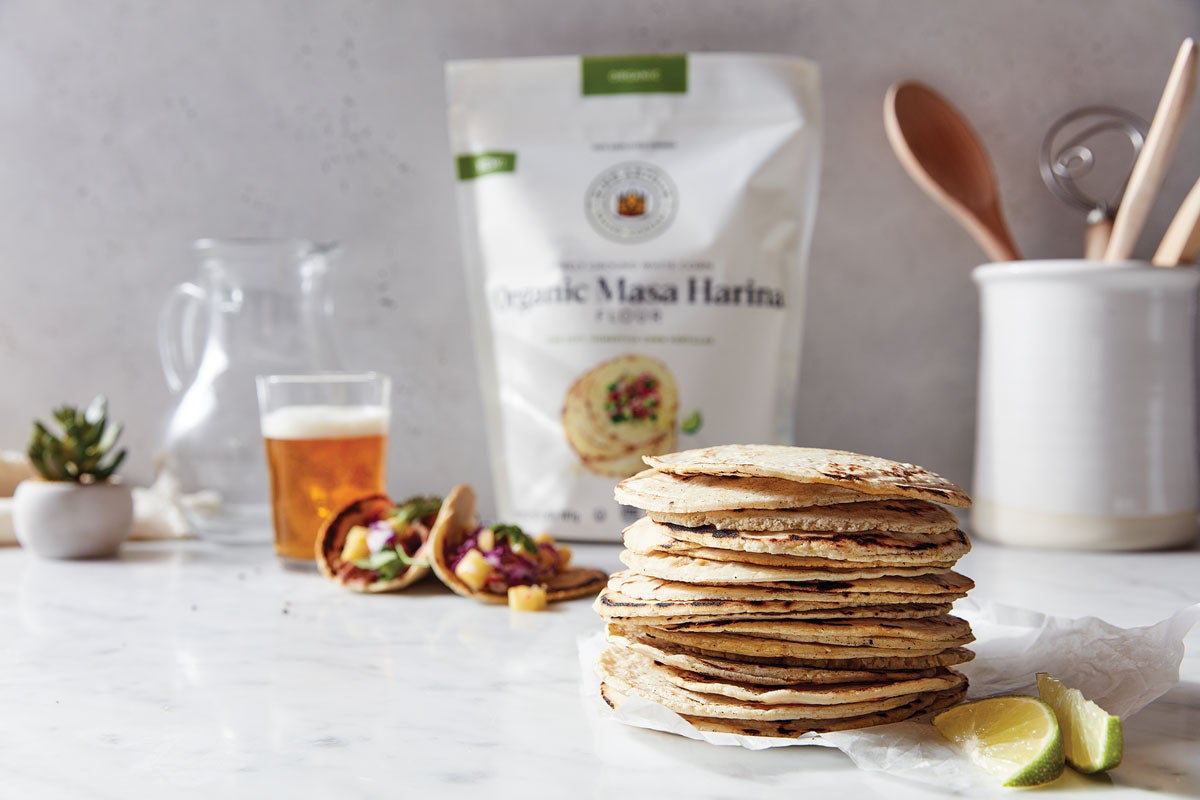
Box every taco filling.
[343,496,441,581]
[448,523,572,596]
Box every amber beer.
[261,405,388,562]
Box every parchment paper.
[579,599,1200,789]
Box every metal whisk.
[1040,106,1148,258]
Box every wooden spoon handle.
[1152,175,1200,266]
[1104,38,1198,263]
[1084,210,1112,261]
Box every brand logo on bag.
[585,162,677,242]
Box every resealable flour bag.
[447,53,822,541]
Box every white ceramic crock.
[972,260,1200,550]
[13,480,134,559]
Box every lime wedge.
[1036,673,1123,774]
[933,696,1065,787]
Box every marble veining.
[0,538,1196,799]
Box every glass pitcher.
[159,239,342,541]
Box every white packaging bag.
[447,53,822,540]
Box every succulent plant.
[27,395,127,483]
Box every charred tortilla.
[644,445,971,508]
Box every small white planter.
[13,480,134,559]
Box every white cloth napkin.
[0,450,192,544]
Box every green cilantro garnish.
[489,523,538,555]
[354,548,428,581]
[387,496,443,526]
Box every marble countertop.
[1,538,1197,799]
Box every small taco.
[429,484,607,607]
[317,494,442,593]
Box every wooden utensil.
[1153,176,1200,266]
[1085,211,1114,260]
[1104,38,1198,263]
[885,81,1021,262]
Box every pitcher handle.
[158,282,205,393]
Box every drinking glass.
[256,373,390,568]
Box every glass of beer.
[256,373,390,568]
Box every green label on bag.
[581,54,688,95]
[456,152,517,181]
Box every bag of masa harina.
[446,53,822,541]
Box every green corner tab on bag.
[456,151,517,181]
[581,54,688,96]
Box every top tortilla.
[616,469,897,513]
[643,446,971,508]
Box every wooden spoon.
[885,81,1021,262]
[1085,209,1114,261]
[1104,38,1198,263]
[1153,175,1200,266]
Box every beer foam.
[261,405,389,440]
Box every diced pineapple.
[533,531,556,546]
[508,584,548,612]
[454,548,493,592]
[476,527,496,552]
[340,525,371,563]
[557,544,572,569]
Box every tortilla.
[620,549,947,584]
[615,468,897,513]
[428,483,607,604]
[597,610,954,626]
[597,645,959,720]
[658,522,970,562]
[593,587,953,622]
[651,616,974,651]
[607,630,948,686]
[621,685,970,737]
[646,499,959,535]
[608,569,974,603]
[659,662,966,705]
[644,445,971,508]
[316,494,432,593]
[624,630,954,659]
[609,623,976,669]
[626,517,967,566]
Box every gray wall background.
[1,1,1198,517]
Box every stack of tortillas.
[594,444,975,737]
